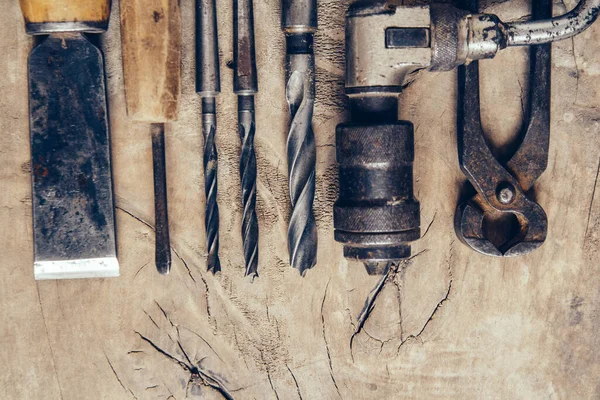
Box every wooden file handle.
[20,0,111,33]
[120,0,181,122]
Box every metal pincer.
[454,0,552,257]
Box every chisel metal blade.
[28,33,118,280]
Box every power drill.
[333,0,600,273]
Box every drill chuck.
[334,102,420,272]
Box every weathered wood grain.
[1,0,600,398]
[120,0,181,122]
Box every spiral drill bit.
[234,0,259,277]
[282,0,318,275]
[197,0,221,273]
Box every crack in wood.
[135,331,234,400]
[36,283,64,400]
[134,262,150,279]
[260,350,280,400]
[159,376,176,399]
[266,369,280,400]
[286,364,303,400]
[135,331,192,371]
[585,156,600,241]
[391,277,405,342]
[105,353,138,399]
[231,323,250,370]
[180,325,226,364]
[116,206,153,230]
[158,304,232,393]
[171,246,197,284]
[349,268,390,361]
[116,206,210,312]
[396,277,453,355]
[349,249,429,360]
[143,309,160,330]
[156,301,175,327]
[421,211,437,239]
[320,280,342,399]
[273,316,282,342]
[362,327,395,354]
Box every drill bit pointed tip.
[245,270,258,281]
[294,263,314,277]
[207,260,221,274]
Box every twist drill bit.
[234,0,259,278]
[197,0,221,273]
[282,0,318,275]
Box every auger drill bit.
[282,0,318,275]
[197,0,221,273]
[234,0,259,277]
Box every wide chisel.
[120,0,181,274]
[21,0,119,280]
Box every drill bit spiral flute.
[234,0,260,277]
[282,0,318,275]
[197,0,221,273]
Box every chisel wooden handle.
[120,0,181,122]
[20,0,111,34]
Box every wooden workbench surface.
[1,0,599,398]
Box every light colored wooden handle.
[20,0,111,24]
[120,0,181,122]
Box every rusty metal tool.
[21,0,118,279]
[282,0,318,276]
[454,0,551,256]
[120,0,182,274]
[333,0,599,273]
[197,0,221,273]
[334,2,423,275]
[234,0,259,277]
